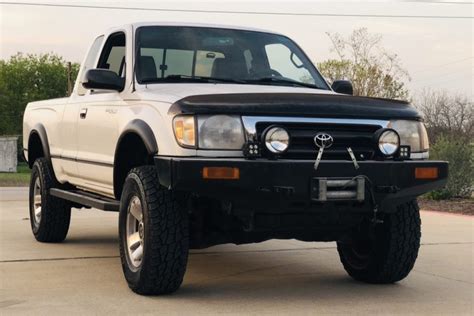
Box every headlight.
[173,115,196,147]
[377,129,400,156]
[198,115,245,150]
[264,126,290,153]
[389,120,429,153]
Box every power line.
[0,1,473,19]
[412,71,474,86]
[411,57,474,75]
[413,68,473,83]
[419,73,474,87]
[414,64,474,81]
[401,0,473,4]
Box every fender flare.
[28,123,51,162]
[115,119,158,156]
[113,120,158,198]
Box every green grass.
[0,162,31,187]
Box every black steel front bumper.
[155,157,448,210]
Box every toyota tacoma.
[23,22,448,295]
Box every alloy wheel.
[32,177,42,228]
[126,196,144,270]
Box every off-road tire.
[337,200,421,283]
[119,166,189,295]
[29,158,71,242]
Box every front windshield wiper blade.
[245,77,323,90]
[141,75,246,84]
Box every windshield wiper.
[244,77,322,90]
[141,75,322,89]
[141,75,246,84]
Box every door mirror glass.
[331,80,353,95]
[82,69,125,91]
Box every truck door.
[57,35,104,183]
[75,31,126,196]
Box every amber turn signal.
[203,167,240,180]
[415,167,438,179]
[173,115,195,147]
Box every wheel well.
[114,133,152,199]
[28,132,44,168]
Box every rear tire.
[337,199,421,283]
[119,166,189,295]
[29,158,71,242]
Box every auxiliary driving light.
[264,126,290,153]
[377,129,400,156]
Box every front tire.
[337,200,421,283]
[29,158,71,242]
[119,166,189,295]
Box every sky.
[0,0,473,98]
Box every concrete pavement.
[1,187,473,315]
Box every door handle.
[79,108,88,119]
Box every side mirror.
[82,69,124,91]
[331,80,353,95]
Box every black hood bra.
[168,93,421,120]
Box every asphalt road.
[1,187,473,315]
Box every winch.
[311,177,365,202]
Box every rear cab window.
[138,48,225,79]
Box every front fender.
[117,119,158,155]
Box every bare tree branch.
[414,89,474,142]
[318,28,410,100]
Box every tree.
[318,28,410,100]
[414,89,473,142]
[427,135,473,199]
[415,90,473,199]
[0,53,80,135]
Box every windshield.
[135,26,329,89]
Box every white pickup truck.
[23,22,447,295]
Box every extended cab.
[23,23,448,295]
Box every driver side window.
[97,32,126,78]
[265,43,315,84]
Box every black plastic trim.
[23,123,51,168]
[29,124,51,162]
[116,119,158,155]
[22,148,28,163]
[168,93,420,120]
[50,188,119,211]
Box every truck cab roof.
[105,22,284,37]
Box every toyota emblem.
[314,133,334,149]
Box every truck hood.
[137,83,335,103]
[137,83,420,120]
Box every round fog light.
[378,129,400,156]
[264,126,290,153]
